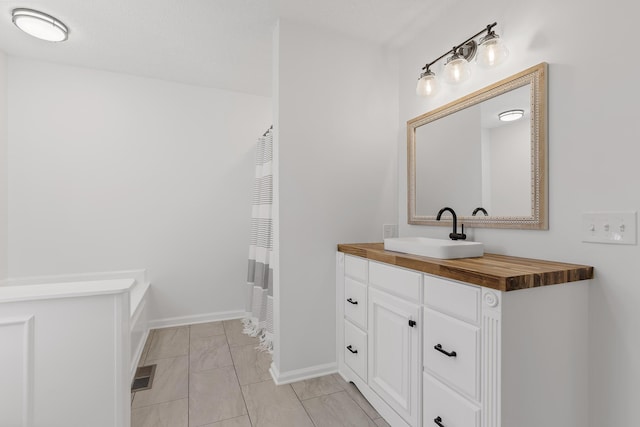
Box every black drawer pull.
[408,319,416,327]
[346,298,358,305]
[346,345,358,354]
[434,416,446,427]
[434,344,457,357]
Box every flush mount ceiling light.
[498,109,524,122]
[12,8,68,42]
[416,22,508,97]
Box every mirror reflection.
[415,84,531,217]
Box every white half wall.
[398,1,639,425]
[0,51,7,280]
[7,57,271,323]
[273,19,397,375]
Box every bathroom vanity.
[336,243,592,427]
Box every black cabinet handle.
[408,319,416,327]
[434,344,457,357]
[346,345,358,354]
[346,298,358,305]
[434,416,445,427]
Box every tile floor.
[132,319,391,427]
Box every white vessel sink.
[384,237,484,259]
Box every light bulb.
[416,70,439,97]
[477,33,508,68]
[443,53,471,84]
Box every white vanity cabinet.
[337,249,591,427]
[422,275,482,427]
[337,254,422,427]
[368,286,420,426]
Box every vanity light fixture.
[416,67,439,97]
[498,109,524,122]
[476,27,509,68]
[443,49,472,84]
[12,8,68,42]
[416,22,508,97]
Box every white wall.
[487,119,530,216]
[0,51,7,280]
[7,58,271,324]
[415,105,482,215]
[273,19,397,375]
[398,1,639,425]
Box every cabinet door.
[368,288,420,427]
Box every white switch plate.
[582,211,637,245]
[383,224,398,239]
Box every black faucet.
[436,207,467,240]
[472,207,488,216]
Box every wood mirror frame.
[407,62,548,229]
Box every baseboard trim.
[148,310,245,330]
[269,361,338,385]
[130,328,151,381]
[1,269,147,287]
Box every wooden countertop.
[338,243,593,292]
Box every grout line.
[143,353,189,364]
[229,320,254,427]
[187,324,191,427]
[131,397,187,411]
[298,391,318,427]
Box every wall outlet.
[582,211,637,245]
[383,224,398,239]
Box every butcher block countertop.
[337,243,593,292]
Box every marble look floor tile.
[146,327,189,360]
[190,321,225,340]
[132,356,188,408]
[302,391,378,427]
[189,365,247,426]
[242,380,314,427]
[138,330,155,367]
[332,374,381,419]
[374,418,391,427]
[223,319,259,347]
[199,415,252,427]
[190,335,233,373]
[131,398,188,427]
[230,344,272,385]
[291,375,343,400]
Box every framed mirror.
[407,62,547,229]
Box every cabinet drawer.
[369,261,421,302]
[345,255,368,282]
[344,278,367,329]
[424,308,480,400]
[423,373,480,427]
[424,274,480,324]
[344,320,367,382]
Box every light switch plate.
[582,211,637,245]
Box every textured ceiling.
[0,0,455,96]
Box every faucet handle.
[450,223,467,241]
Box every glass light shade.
[416,70,439,97]
[12,9,68,42]
[476,33,508,68]
[498,109,524,122]
[443,54,471,84]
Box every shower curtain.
[243,126,274,352]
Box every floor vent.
[131,364,156,392]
